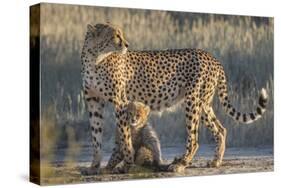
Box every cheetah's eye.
[115,34,122,45]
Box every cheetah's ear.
[87,24,95,32]
[94,23,107,30]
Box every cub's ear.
[87,24,95,32]
[144,105,150,116]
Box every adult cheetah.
[80,23,268,173]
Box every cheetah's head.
[84,23,129,63]
[127,102,150,128]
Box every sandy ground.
[40,146,273,185]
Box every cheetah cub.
[127,101,163,167]
[107,101,163,171]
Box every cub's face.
[127,102,150,128]
[86,23,129,55]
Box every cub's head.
[84,23,129,56]
[127,102,150,128]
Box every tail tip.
[260,88,268,100]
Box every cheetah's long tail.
[217,66,268,124]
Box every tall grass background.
[39,3,273,157]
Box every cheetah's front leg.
[82,97,105,175]
[112,104,135,173]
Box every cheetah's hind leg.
[202,106,227,168]
[167,96,202,173]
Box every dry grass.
[39,3,273,151]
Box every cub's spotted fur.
[106,101,162,171]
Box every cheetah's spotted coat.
[81,23,268,173]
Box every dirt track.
[40,155,273,185]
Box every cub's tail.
[217,66,268,124]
